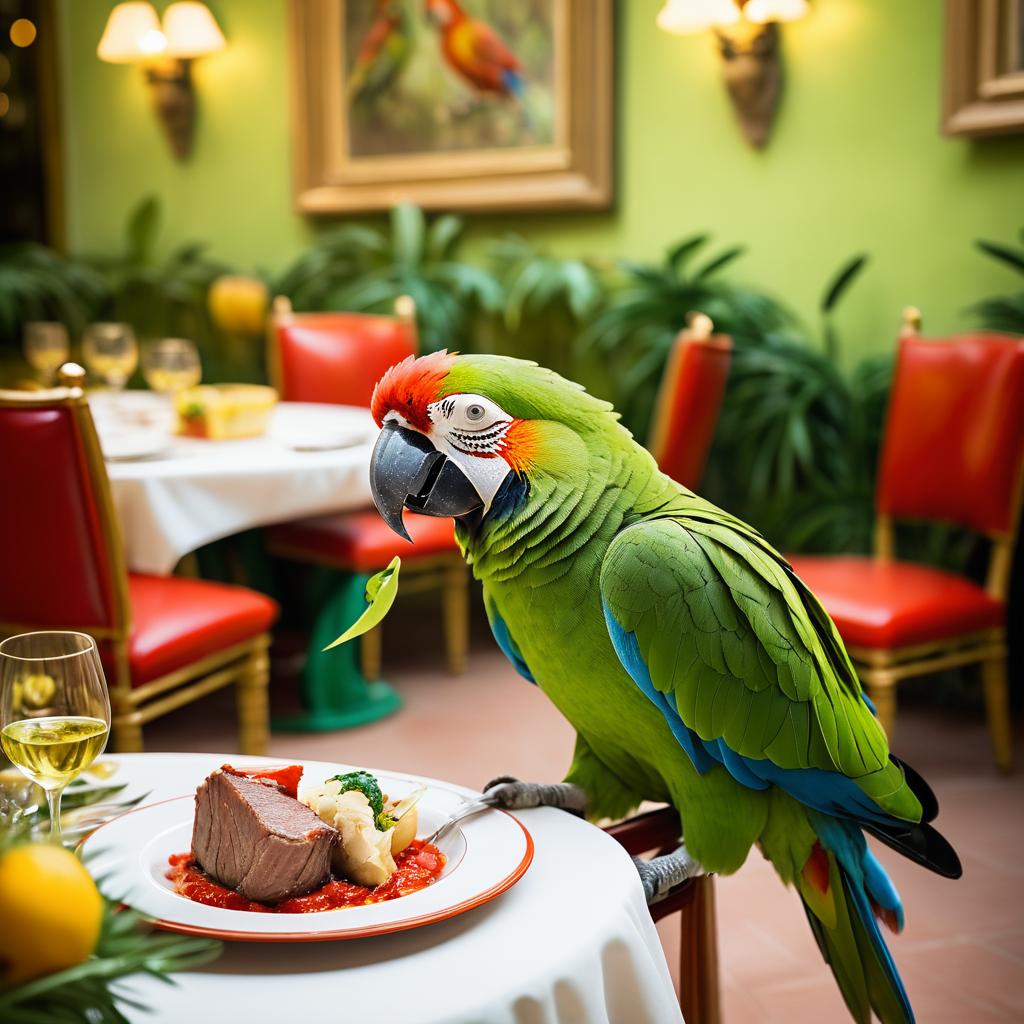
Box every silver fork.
[425,793,500,846]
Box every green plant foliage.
[578,234,795,437]
[0,244,108,348]
[489,234,603,332]
[274,203,503,352]
[483,234,605,383]
[970,229,1024,335]
[700,255,888,554]
[0,899,220,1024]
[84,196,230,347]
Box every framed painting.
[288,0,613,213]
[944,0,1024,135]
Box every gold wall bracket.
[144,58,195,160]
[714,20,782,149]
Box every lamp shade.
[97,2,165,63]
[743,0,809,24]
[656,0,740,34]
[162,2,226,59]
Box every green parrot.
[367,350,961,1024]
[347,0,412,105]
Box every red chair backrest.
[0,393,125,633]
[648,334,733,490]
[272,311,417,407]
[877,334,1024,535]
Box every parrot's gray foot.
[633,844,703,905]
[482,776,588,816]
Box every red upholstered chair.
[266,297,469,682]
[788,329,1024,771]
[0,377,278,754]
[648,314,733,490]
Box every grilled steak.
[191,766,338,902]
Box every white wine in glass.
[143,338,202,394]
[0,632,111,837]
[24,322,70,385]
[82,323,139,392]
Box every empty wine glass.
[23,322,70,386]
[0,632,111,838]
[143,338,202,395]
[83,323,139,392]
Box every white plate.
[99,430,173,461]
[269,403,370,452]
[80,762,533,942]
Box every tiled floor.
[145,610,1024,1023]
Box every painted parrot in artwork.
[366,352,962,1024]
[347,0,412,104]
[423,0,525,100]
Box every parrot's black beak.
[370,420,483,541]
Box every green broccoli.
[329,771,394,831]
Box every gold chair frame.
[266,295,469,677]
[0,385,271,754]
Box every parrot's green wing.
[599,512,921,824]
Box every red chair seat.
[266,510,458,573]
[787,555,1005,650]
[124,575,279,685]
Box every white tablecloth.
[92,397,378,575]
[106,753,683,1024]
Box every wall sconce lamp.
[657,0,808,148]
[98,1,225,160]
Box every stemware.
[142,337,202,395]
[23,322,70,386]
[0,632,111,838]
[82,322,139,392]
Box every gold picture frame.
[288,0,613,213]
[943,0,1024,135]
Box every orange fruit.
[0,843,103,988]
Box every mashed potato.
[299,774,419,888]
[303,779,396,887]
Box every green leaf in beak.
[322,556,401,651]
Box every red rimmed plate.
[79,763,533,942]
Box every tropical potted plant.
[970,229,1024,335]
[274,203,503,353]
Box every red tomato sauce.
[166,840,446,914]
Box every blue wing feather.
[488,605,536,685]
[602,599,909,830]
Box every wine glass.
[142,338,202,395]
[23,322,70,386]
[0,632,111,838]
[82,323,139,392]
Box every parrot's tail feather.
[800,845,915,1024]
[888,755,939,823]
[501,68,525,99]
[863,819,962,879]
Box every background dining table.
[101,753,684,1024]
[88,393,378,575]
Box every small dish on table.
[80,759,532,942]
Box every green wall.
[59,0,1024,359]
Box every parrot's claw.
[482,776,588,816]
[633,844,703,905]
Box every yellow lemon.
[208,275,269,335]
[0,843,104,988]
[20,673,56,708]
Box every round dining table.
[105,753,684,1024]
[89,393,378,576]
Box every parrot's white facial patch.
[426,393,515,512]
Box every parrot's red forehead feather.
[370,350,456,430]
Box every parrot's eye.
[430,393,510,435]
